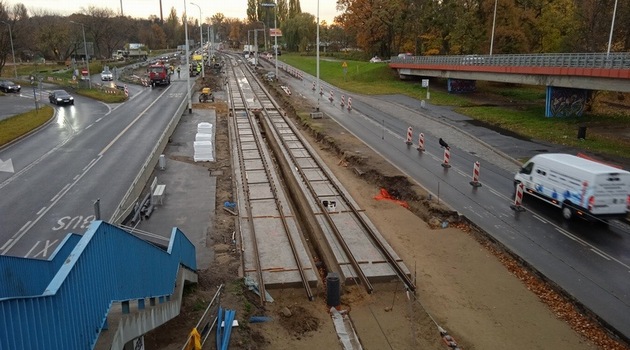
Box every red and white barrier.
[312,81,316,91]
[340,95,345,106]
[511,183,526,211]
[441,148,451,168]
[319,86,324,96]
[347,97,352,111]
[329,90,334,103]
[405,126,413,145]
[124,84,129,97]
[470,161,482,187]
[417,132,425,152]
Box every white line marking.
[73,174,80,180]
[99,86,173,156]
[0,239,13,251]
[590,249,611,261]
[96,117,103,122]
[2,156,102,255]
[24,241,41,258]
[51,183,71,202]
[33,239,58,258]
[532,215,548,224]
[86,124,93,129]
[13,221,31,239]
[36,207,46,215]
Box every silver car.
[101,67,113,81]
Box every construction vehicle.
[148,62,171,87]
[199,87,214,102]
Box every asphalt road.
[273,63,630,339]
[0,75,189,259]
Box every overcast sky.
[19,0,340,24]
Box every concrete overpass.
[389,53,630,116]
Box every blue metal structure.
[0,221,197,350]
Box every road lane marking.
[36,206,46,215]
[13,221,31,239]
[2,156,102,255]
[99,86,173,156]
[0,137,73,190]
[532,215,547,224]
[86,124,93,129]
[590,248,611,261]
[24,241,40,258]
[32,239,58,258]
[0,239,12,250]
[51,183,71,202]
[96,117,103,122]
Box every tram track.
[225,54,415,302]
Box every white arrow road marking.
[0,158,14,173]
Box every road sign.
[422,79,429,88]
[270,28,282,37]
[342,61,348,68]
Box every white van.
[514,153,630,220]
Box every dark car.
[49,90,74,105]
[0,80,21,93]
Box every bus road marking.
[24,241,41,258]
[32,239,58,258]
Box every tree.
[281,12,313,52]
[288,0,301,18]
[247,0,257,22]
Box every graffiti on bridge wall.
[547,87,590,117]
[448,79,476,93]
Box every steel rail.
[234,58,315,301]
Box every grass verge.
[278,54,630,160]
[0,106,54,146]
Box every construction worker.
[177,66,181,78]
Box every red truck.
[148,62,171,87]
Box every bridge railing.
[390,52,630,69]
[0,221,197,350]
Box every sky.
[20,0,341,24]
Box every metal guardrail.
[390,52,630,69]
[110,85,189,224]
[0,221,196,350]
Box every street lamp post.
[607,0,619,57]
[490,0,498,56]
[1,21,17,79]
[316,0,320,110]
[184,1,192,113]
[190,2,204,78]
[261,2,278,80]
[70,20,91,89]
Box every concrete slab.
[135,108,217,270]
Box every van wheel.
[561,204,573,220]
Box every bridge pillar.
[447,79,476,93]
[545,86,591,117]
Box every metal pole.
[184,2,192,113]
[490,0,497,56]
[274,3,277,79]
[70,21,91,89]
[1,21,17,79]
[190,3,204,78]
[316,0,320,110]
[607,0,619,57]
[120,0,123,16]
